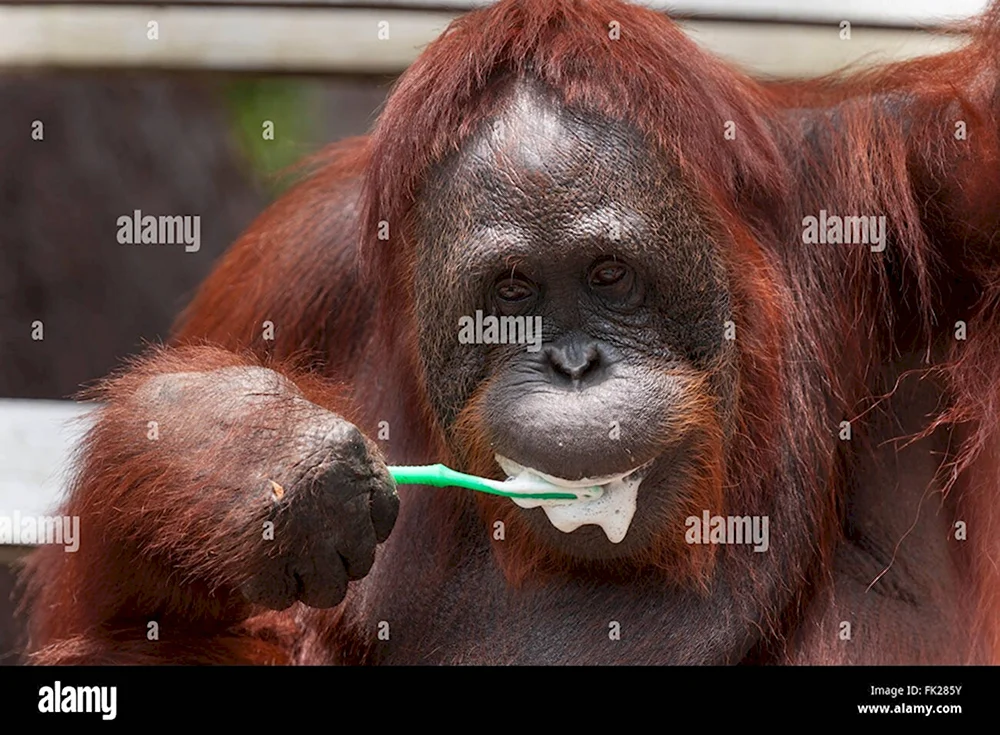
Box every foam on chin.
[495,455,650,543]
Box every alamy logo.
[38,682,117,720]
[802,210,886,252]
[458,310,543,352]
[117,209,201,252]
[685,511,769,552]
[0,512,79,551]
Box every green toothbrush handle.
[389,464,458,488]
[388,464,578,500]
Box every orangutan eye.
[588,259,633,291]
[494,277,535,303]
[590,262,627,286]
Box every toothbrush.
[388,464,602,502]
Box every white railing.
[0,400,93,541]
[0,1,983,74]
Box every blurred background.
[0,0,989,663]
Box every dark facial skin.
[413,77,736,560]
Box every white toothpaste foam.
[495,455,650,543]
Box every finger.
[370,476,399,543]
[334,493,378,580]
[295,536,349,609]
[241,560,298,611]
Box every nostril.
[545,342,602,382]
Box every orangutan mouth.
[495,455,654,543]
